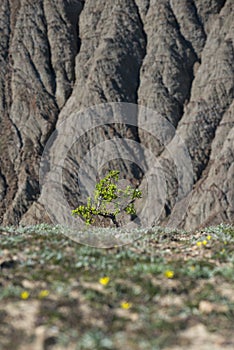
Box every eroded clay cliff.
[0,0,233,229]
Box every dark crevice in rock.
[0,2,20,221]
[65,0,85,89]
[9,119,23,150]
[1,2,11,110]
[213,0,227,13]
[133,0,148,106]
[0,117,19,224]
[0,170,7,201]
[197,103,233,181]
[193,0,227,36]
[38,0,85,159]
[167,2,198,114]
[191,0,207,42]
[42,1,57,97]
[170,2,199,62]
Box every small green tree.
[72,170,142,227]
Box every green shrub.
[72,170,142,227]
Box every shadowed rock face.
[0,0,233,230]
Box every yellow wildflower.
[164,270,174,279]
[207,235,211,240]
[196,241,202,247]
[121,301,132,309]
[190,265,196,271]
[21,291,30,300]
[202,240,208,245]
[38,290,50,299]
[99,276,110,286]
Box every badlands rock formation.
[0,0,233,230]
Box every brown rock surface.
[0,0,233,229]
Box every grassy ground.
[0,224,234,350]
